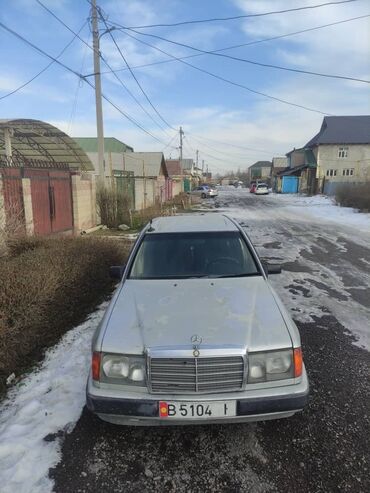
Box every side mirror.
[267,264,282,274]
[262,262,282,275]
[109,265,125,280]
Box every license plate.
[159,400,236,419]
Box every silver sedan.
[87,214,309,426]
[189,185,218,199]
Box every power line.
[99,13,176,131]
[0,21,87,101]
[120,30,331,115]
[36,0,175,139]
[162,132,178,152]
[110,24,370,85]
[189,133,285,155]
[97,14,370,74]
[36,0,93,51]
[185,132,279,159]
[185,137,247,165]
[124,0,360,28]
[0,20,173,147]
[68,29,90,134]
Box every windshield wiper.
[209,273,261,278]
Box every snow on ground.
[214,190,370,351]
[0,302,108,493]
[269,193,370,233]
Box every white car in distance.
[255,183,269,195]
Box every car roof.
[149,214,239,233]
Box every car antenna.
[147,219,155,232]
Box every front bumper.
[86,369,309,426]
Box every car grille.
[149,356,245,394]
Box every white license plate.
[159,400,236,419]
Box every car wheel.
[201,193,207,199]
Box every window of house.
[342,168,354,176]
[338,147,348,158]
[326,169,337,177]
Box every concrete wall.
[71,173,97,233]
[317,144,370,182]
[172,179,183,197]
[288,151,305,168]
[86,151,127,177]
[134,178,156,210]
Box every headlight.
[248,349,294,383]
[100,353,146,386]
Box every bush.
[96,182,131,228]
[335,183,370,211]
[0,237,130,392]
[130,202,177,230]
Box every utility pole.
[202,159,204,174]
[179,126,184,161]
[196,149,199,168]
[91,0,105,183]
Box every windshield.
[129,232,260,279]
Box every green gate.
[183,178,191,193]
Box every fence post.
[0,176,6,234]
[21,178,34,235]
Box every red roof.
[166,159,182,176]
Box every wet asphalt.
[51,192,370,493]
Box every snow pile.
[0,302,108,493]
[272,193,370,232]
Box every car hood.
[100,277,292,354]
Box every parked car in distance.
[249,182,257,193]
[87,214,309,426]
[255,183,269,195]
[189,185,218,199]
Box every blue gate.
[281,176,299,193]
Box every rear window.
[129,232,260,279]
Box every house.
[0,119,96,236]
[123,152,170,209]
[304,115,370,194]
[271,157,288,192]
[165,159,184,196]
[181,158,202,191]
[275,148,317,194]
[74,137,134,177]
[248,161,272,184]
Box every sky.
[1,0,369,175]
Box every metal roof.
[249,161,272,169]
[305,115,370,147]
[74,137,134,153]
[180,158,194,170]
[149,214,238,233]
[123,152,168,177]
[0,119,93,170]
[165,159,182,176]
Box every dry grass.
[0,236,130,392]
[96,182,131,229]
[334,183,370,212]
[0,201,26,257]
